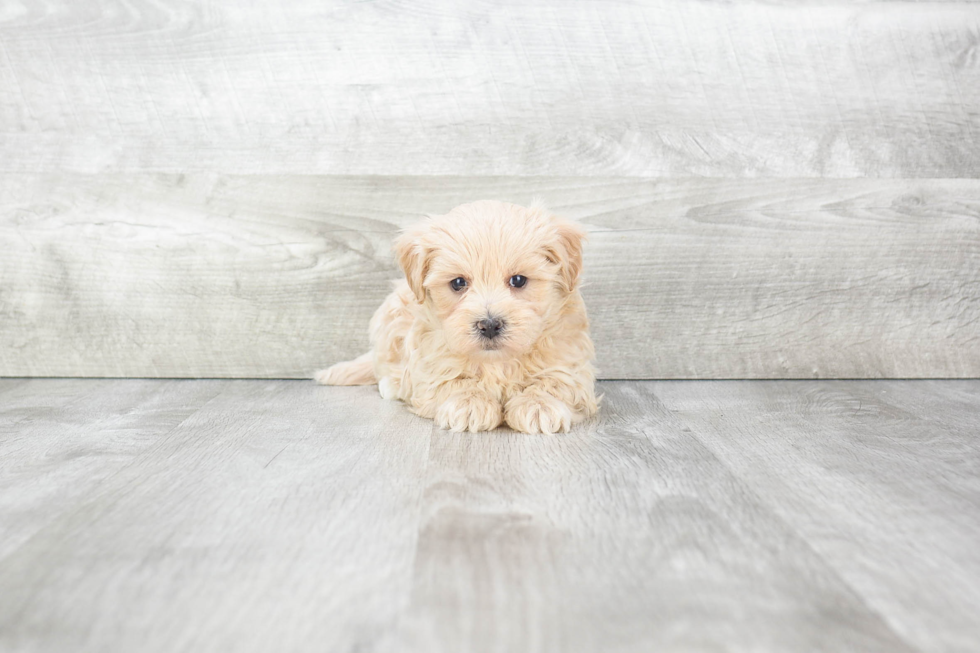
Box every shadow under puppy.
[315,200,598,434]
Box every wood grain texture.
[3,379,979,651]
[653,380,980,653]
[1,1,978,177]
[0,378,224,560]
[0,380,432,653]
[385,382,915,653]
[2,174,978,379]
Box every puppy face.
[395,201,586,359]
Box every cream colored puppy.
[315,200,598,434]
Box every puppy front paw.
[504,392,574,435]
[435,390,503,433]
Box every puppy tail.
[313,352,376,386]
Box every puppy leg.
[429,384,503,433]
[504,372,597,434]
[314,352,375,386]
[504,389,574,434]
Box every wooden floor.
[1,379,978,652]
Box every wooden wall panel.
[2,174,977,379]
[2,2,978,378]
[1,1,978,177]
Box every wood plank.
[3,379,979,650]
[0,378,26,395]
[1,2,978,177]
[381,382,916,652]
[2,174,978,379]
[0,381,432,653]
[0,379,225,560]
[654,380,980,653]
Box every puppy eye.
[509,275,527,288]
[450,277,468,292]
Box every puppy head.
[394,200,586,358]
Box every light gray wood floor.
[1,379,978,653]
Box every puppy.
[315,200,598,434]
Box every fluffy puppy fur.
[314,200,598,434]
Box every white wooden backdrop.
[1,1,978,378]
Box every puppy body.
[316,201,598,434]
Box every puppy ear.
[394,223,431,303]
[545,217,588,292]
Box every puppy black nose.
[476,316,504,340]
